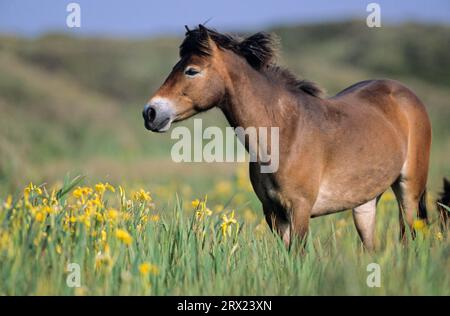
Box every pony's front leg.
[263,205,291,247]
[289,197,313,250]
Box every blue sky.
[1,0,449,37]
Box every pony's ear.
[198,24,215,44]
[180,24,212,58]
[238,32,277,69]
[198,24,209,36]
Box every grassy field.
[0,175,448,295]
[0,21,449,295]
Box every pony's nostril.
[147,107,156,122]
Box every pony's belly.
[310,171,398,217]
[311,188,363,217]
[310,131,405,217]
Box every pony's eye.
[184,67,200,77]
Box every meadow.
[0,174,448,295]
[0,21,449,295]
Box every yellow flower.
[101,230,107,242]
[77,214,91,229]
[95,182,115,195]
[435,232,443,241]
[73,186,91,198]
[35,211,45,222]
[41,205,54,215]
[88,194,102,207]
[95,212,104,222]
[105,183,115,192]
[193,196,211,220]
[3,195,13,209]
[139,262,159,276]
[107,208,119,221]
[115,229,132,245]
[24,182,43,197]
[132,189,152,203]
[95,183,106,194]
[196,207,212,220]
[73,186,93,203]
[149,214,160,222]
[0,231,11,250]
[191,199,201,208]
[25,182,42,195]
[221,210,239,239]
[413,219,426,231]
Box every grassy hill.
[0,20,449,196]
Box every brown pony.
[142,25,431,250]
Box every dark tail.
[418,189,428,223]
[437,178,450,230]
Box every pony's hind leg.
[391,92,431,241]
[391,175,428,242]
[353,198,378,251]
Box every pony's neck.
[219,53,301,130]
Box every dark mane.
[265,66,324,98]
[180,25,324,98]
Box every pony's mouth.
[144,117,172,133]
[173,107,199,122]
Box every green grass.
[0,177,448,295]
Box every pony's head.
[142,24,276,132]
